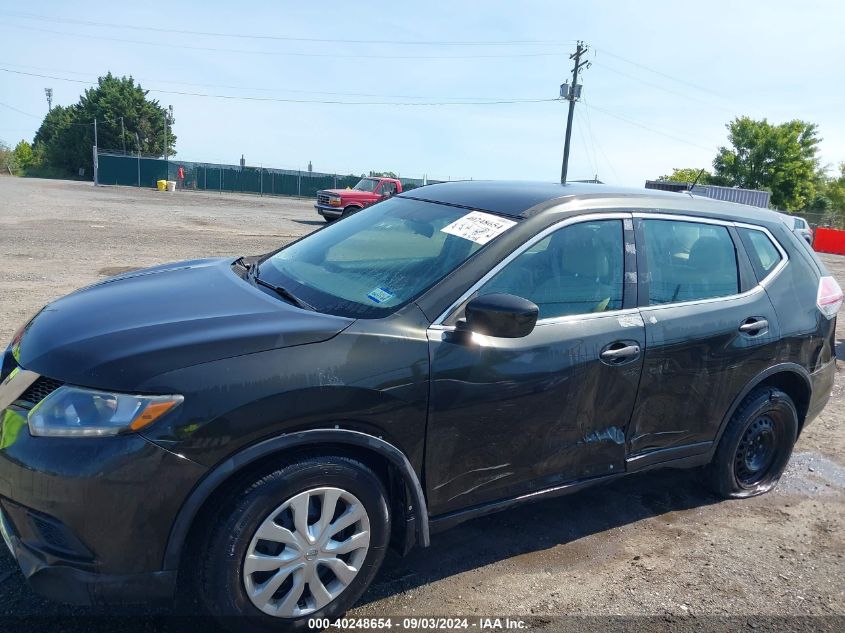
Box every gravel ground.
[0,177,843,631]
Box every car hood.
[320,189,376,198]
[16,258,354,391]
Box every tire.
[341,206,359,219]
[197,456,390,632]
[707,387,798,499]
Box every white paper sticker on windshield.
[440,211,516,245]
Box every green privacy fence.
[97,153,168,189]
[96,152,435,196]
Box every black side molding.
[162,429,430,571]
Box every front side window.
[352,178,379,192]
[261,198,514,317]
[642,219,739,304]
[738,227,783,281]
[381,181,397,196]
[475,219,624,319]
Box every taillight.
[817,276,843,319]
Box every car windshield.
[260,197,514,318]
[352,178,380,192]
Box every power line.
[581,97,620,183]
[0,62,549,102]
[0,11,574,46]
[581,101,715,151]
[575,114,598,178]
[1,59,745,114]
[591,60,738,115]
[2,23,566,60]
[593,47,725,98]
[0,68,559,106]
[0,98,97,128]
[0,100,41,118]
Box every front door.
[425,215,645,515]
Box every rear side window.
[737,228,783,281]
[642,219,739,304]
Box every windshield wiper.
[252,265,315,311]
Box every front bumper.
[1,505,175,605]
[0,402,207,605]
[315,203,343,219]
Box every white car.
[776,212,813,245]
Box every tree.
[657,167,712,184]
[12,140,35,172]
[0,140,12,174]
[821,163,845,227]
[369,170,398,178]
[712,117,821,211]
[33,104,74,148]
[33,73,176,176]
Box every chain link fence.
[801,209,844,230]
[96,151,446,197]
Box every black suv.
[0,182,840,627]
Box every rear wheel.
[707,387,798,498]
[197,456,390,631]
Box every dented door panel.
[425,312,645,516]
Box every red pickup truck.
[315,177,403,221]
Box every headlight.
[329,196,342,207]
[27,386,183,438]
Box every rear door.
[626,214,784,464]
[425,213,645,515]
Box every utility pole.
[93,118,98,186]
[120,116,126,154]
[163,108,169,161]
[44,88,53,112]
[135,132,141,187]
[560,40,590,184]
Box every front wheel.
[707,387,798,498]
[197,456,390,631]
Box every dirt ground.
[0,177,842,631]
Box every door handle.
[739,318,769,334]
[600,344,641,362]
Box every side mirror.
[461,293,539,339]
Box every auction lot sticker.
[440,211,517,245]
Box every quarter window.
[476,219,624,319]
[642,219,739,304]
[738,227,783,281]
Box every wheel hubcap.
[735,416,778,486]
[242,487,370,618]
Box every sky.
[0,0,843,186]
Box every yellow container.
[156,179,167,191]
